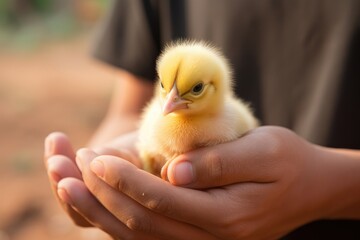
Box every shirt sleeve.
[92,0,160,82]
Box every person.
[44,0,360,239]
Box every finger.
[55,178,92,227]
[44,134,95,229]
[46,155,91,227]
[47,155,82,183]
[165,127,282,188]
[58,178,151,239]
[45,132,76,161]
[79,150,220,229]
[93,147,142,168]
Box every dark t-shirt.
[93,0,360,238]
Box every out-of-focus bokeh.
[0,0,117,239]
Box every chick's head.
[156,41,232,116]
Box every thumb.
[163,128,281,189]
[163,145,240,189]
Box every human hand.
[45,132,217,239]
[44,132,154,238]
[88,126,340,239]
[44,132,92,227]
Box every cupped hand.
[89,126,333,239]
[44,132,155,238]
[44,132,92,227]
[45,132,217,239]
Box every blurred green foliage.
[0,0,110,50]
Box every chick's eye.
[191,82,204,95]
[160,82,164,89]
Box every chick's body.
[137,41,258,175]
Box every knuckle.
[146,195,173,215]
[126,217,142,231]
[256,128,286,160]
[265,137,283,159]
[116,175,129,193]
[206,150,225,180]
[125,212,153,234]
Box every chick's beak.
[162,85,190,115]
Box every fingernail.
[90,160,104,178]
[76,148,98,173]
[49,171,61,183]
[57,188,74,205]
[75,157,83,172]
[47,158,61,183]
[171,161,194,185]
[45,136,53,156]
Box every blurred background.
[0,0,116,239]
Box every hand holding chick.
[138,41,259,175]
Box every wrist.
[315,147,360,220]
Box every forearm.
[87,69,154,148]
[88,113,140,147]
[316,147,360,220]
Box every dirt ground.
[0,35,116,240]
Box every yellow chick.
[137,41,259,175]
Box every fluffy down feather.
[137,41,259,175]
